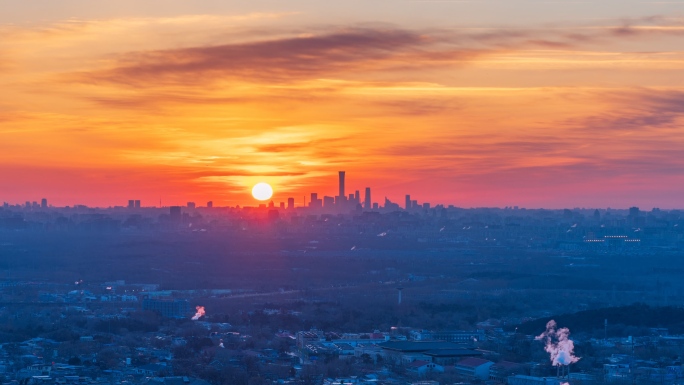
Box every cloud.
[565,89,684,132]
[72,28,451,86]
[63,16,684,89]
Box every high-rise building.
[309,193,322,208]
[338,171,345,200]
[134,200,141,208]
[354,190,360,203]
[364,187,371,209]
[41,198,47,208]
[170,206,182,221]
[287,197,294,209]
[187,202,196,209]
[324,196,335,208]
[128,200,135,209]
[405,195,411,210]
[207,201,213,208]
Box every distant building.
[41,198,47,208]
[411,329,486,343]
[169,206,182,221]
[489,361,528,382]
[407,360,444,376]
[364,187,371,209]
[455,358,494,380]
[207,201,213,208]
[135,200,141,208]
[128,200,135,209]
[506,375,558,385]
[287,197,295,209]
[187,202,196,209]
[406,195,411,210]
[338,171,345,200]
[142,297,190,318]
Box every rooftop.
[379,340,464,352]
[456,358,492,368]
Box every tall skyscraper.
[134,200,141,208]
[128,200,135,209]
[354,190,360,203]
[338,171,345,200]
[364,187,371,209]
[41,198,47,208]
[405,195,411,210]
[287,197,294,209]
[170,206,182,221]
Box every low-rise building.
[407,360,444,376]
[455,358,494,380]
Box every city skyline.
[2,1,684,208]
[2,170,683,211]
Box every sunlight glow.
[251,182,274,201]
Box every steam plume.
[535,320,580,366]
[192,306,205,320]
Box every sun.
[251,182,273,201]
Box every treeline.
[515,303,684,336]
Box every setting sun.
[251,182,274,201]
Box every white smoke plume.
[191,306,205,320]
[535,320,580,366]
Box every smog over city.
[1,1,684,385]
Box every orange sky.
[1,2,684,208]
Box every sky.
[1,0,683,209]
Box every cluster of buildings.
[3,199,684,254]
[2,171,683,252]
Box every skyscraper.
[207,201,213,208]
[128,200,135,209]
[287,197,294,209]
[338,171,345,200]
[405,195,411,210]
[170,206,181,221]
[41,198,47,208]
[364,187,371,210]
[134,200,141,208]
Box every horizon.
[2,1,684,209]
